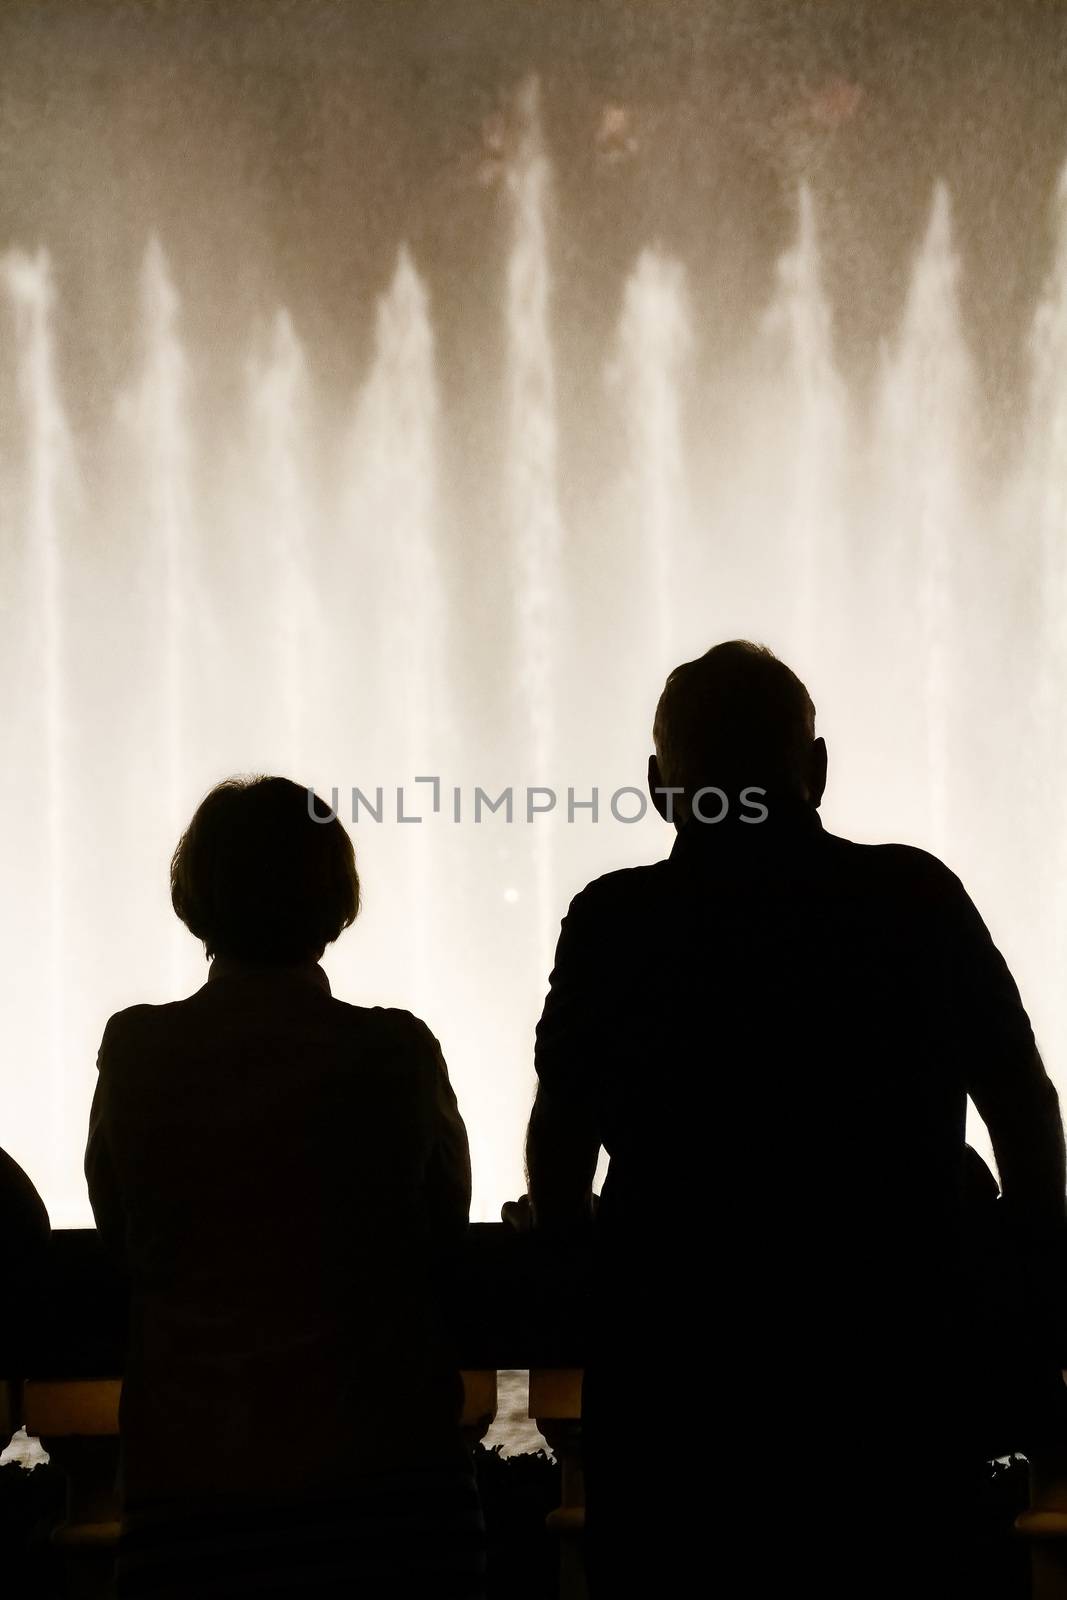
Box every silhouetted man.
[524,641,1066,1597]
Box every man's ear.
[648,753,671,822]
[808,737,828,809]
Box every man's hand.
[501,1194,534,1232]
[501,1189,599,1233]
[526,1081,601,1235]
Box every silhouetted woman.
[86,776,482,1597]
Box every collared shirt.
[206,956,333,994]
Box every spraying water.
[2,249,71,1189]
[1026,159,1067,1068]
[2,96,1067,1224]
[506,77,564,978]
[613,248,691,667]
[128,238,194,855]
[349,247,443,1007]
[249,309,314,773]
[878,184,974,848]
[764,184,848,657]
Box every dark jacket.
[86,960,470,1504]
[535,805,1059,1444]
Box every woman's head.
[171,776,359,965]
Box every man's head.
[649,641,826,825]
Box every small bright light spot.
[0,1428,49,1471]
[503,887,519,904]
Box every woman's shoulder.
[318,1002,449,1110]
[97,996,197,1059]
[327,998,440,1055]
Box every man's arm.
[526,884,610,1233]
[948,875,1066,1236]
[525,1080,599,1233]
[971,1044,1065,1238]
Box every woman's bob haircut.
[171,776,359,965]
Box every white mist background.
[3,77,1067,1225]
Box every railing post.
[530,1368,586,1600]
[1016,1452,1067,1600]
[24,1379,121,1599]
[460,1367,499,1450]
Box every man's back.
[536,803,1043,1446]
[528,642,1064,1592]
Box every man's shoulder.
[822,830,966,904]
[570,837,962,884]
[824,830,956,875]
[564,859,672,917]
[556,834,973,941]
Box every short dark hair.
[653,641,816,794]
[171,776,359,964]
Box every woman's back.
[88,961,470,1503]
